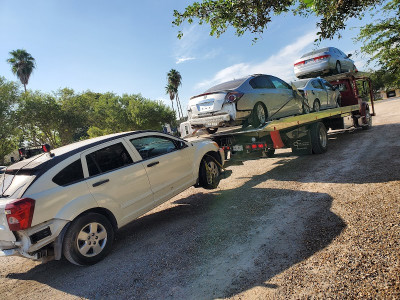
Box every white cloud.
[195,31,317,90]
[176,57,196,64]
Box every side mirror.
[347,53,352,58]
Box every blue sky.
[0,0,380,115]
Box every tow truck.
[186,71,375,164]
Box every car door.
[129,134,195,206]
[268,75,302,117]
[311,79,328,108]
[320,79,337,107]
[82,139,154,226]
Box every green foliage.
[0,77,20,164]
[173,0,383,41]
[6,49,36,92]
[356,0,400,88]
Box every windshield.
[292,80,309,89]
[204,78,247,93]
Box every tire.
[336,95,341,107]
[63,213,114,266]
[302,101,310,114]
[199,155,221,189]
[362,110,372,130]
[266,148,276,158]
[250,102,268,128]
[335,61,342,74]
[313,100,321,112]
[310,122,328,154]
[206,128,218,134]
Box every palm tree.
[7,49,36,92]
[167,69,183,119]
[165,84,177,115]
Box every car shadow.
[6,165,345,299]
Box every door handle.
[92,179,109,187]
[147,161,159,167]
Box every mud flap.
[285,126,313,155]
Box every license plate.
[233,145,243,152]
[197,101,214,112]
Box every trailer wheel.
[250,102,268,128]
[206,128,218,134]
[199,155,221,189]
[310,122,328,154]
[266,148,275,158]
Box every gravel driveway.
[1,98,399,299]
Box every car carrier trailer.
[187,71,375,164]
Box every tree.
[166,69,184,119]
[7,49,36,92]
[165,83,177,115]
[356,0,400,88]
[173,0,384,41]
[0,77,20,164]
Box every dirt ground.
[0,98,399,299]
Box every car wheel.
[199,155,221,189]
[335,61,342,74]
[313,100,321,112]
[250,102,268,128]
[336,95,342,107]
[206,128,218,134]
[63,213,114,266]
[310,122,328,154]
[302,100,310,114]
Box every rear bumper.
[0,248,19,257]
[190,113,232,128]
[294,61,332,77]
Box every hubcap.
[206,161,219,185]
[77,222,107,257]
[337,63,341,73]
[319,127,327,148]
[256,104,266,124]
[314,101,320,112]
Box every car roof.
[7,130,157,173]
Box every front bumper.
[189,113,232,128]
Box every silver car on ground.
[294,47,356,79]
[188,74,307,134]
[292,78,340,112]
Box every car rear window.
[0,172,36,198]
[204,78,247,93]
[301,47,330,58]
[52,159,84,186]
[249,76,275,89]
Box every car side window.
[268,76,291,90]
[86,142,133,177]
[321,79,334,90]
[53,159,84,186]
[311,80,324,89]
[249,76,275,89]
[130,136,178,160]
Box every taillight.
[5,198,35,231]
[294,60,305,67]
[314,54,331,61]
[225,92,244,103]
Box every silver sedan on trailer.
[292,78,341,112]
[294,47,356,79]
[188,74,307,134]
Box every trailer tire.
[206,128,218,134]
[199,155,221,189]
[250,102,268,128]
[310,122,328,154]
[266,148,276,158]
